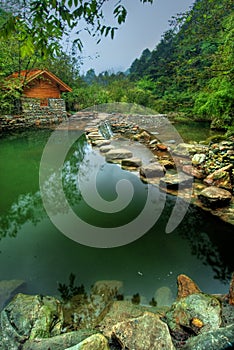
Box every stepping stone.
[99,145,115,153]
[122,158,142,168]
[105,149,133,162]
[140,163,165,178]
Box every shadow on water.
[0,129,233,302]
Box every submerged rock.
[154,286,174,306]
[198,186,232,208]
[63,280,123,331]
[91,280,123,303]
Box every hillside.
[129,0,234,130]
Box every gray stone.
[65,333,109,350]
[192,153,206,165]
[122,157,142,168]
[112,311,175,350]
[99,145,115,153]
[173,143,208,157]
[166,293,221,335]
[105,148,133,161]
[183,324,234,350]
[198,186,232,208]
[140,163,165,178]
[93,140,111,147]
[160,172,193,189]
[0,279,25,310]
[99,301,147,337]
[23,330,98,350]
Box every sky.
[78,0,195,75]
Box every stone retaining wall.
[21,97,67,119]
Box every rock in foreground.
[198,186,232,208]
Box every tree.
[0,0,154,59]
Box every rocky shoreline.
[0,274,233,350]
[83,113,234,226]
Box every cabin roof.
[8,69,72,92]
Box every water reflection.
[0,130,233,288]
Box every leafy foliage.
[0,0,154,58]
[128,0,234,129]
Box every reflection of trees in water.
[0,192,44,239]
[0,136,89,239]
[165,197,233,283]
[1,130,232,285]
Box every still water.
[0,126,233,305]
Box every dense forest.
[0,0,233,132]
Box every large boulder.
[99,301,152,338]
[183,324,234,350]
[0,293,63,350]
[111,311,175,350]
[166,293,222,336]
[198,186,232,208]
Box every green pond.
[0,122,233,308]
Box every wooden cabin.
[8,69,72,119]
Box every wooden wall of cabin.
[23,77,61,99]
